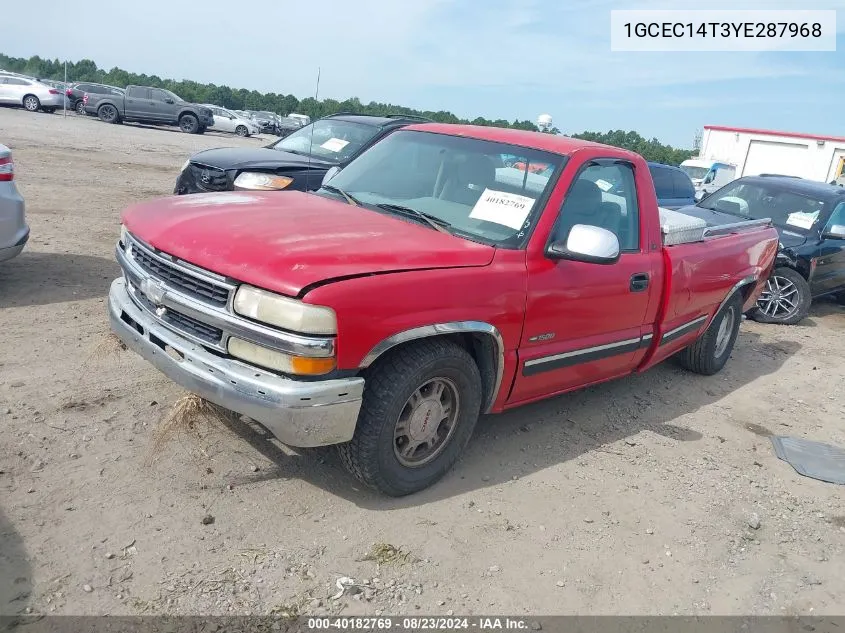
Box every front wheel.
[75,101,86,115]
[678,294,742,376]
[235,125,249,137]
[749,267,811,325]
[179,114,199,134]
[337,339,483,496]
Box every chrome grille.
[129,240,230,307]
[162,308,223,344]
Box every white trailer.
[698,125,845,184]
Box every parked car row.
[0,70,70,113]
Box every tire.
[75,101,86,115]
[98,104,120,124]
[678,294,742,376]
[749,267,811,325]
[235,125,249,137]
[22,95,40,112]
[179,114,199,134]
[337,339,483,496]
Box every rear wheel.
[98,104,120,124]
[179,114,199,134]
[22,95,40,112]
[75,101,86,115]
[337,339,483,496]
[235,125,249,137]
[749,267,811,325]
[678,294,742,376]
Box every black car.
[65,82,124,115]
[173,113,431,195]
[677,175,845,325]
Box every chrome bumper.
[108,278,365,447]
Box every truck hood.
[121,191,496,297]
[189,147,334,172]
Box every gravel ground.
[1,106,844,618]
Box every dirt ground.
[1,106,844,619]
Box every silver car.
[0,144,29,262]
[0,75,66,113]
[203,105,261,137]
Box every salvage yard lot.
[1,106,844,617]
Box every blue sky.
[3,0,844,148]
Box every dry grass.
[90,332,128,363]
[361,542,418,566]
[145,393,237,465]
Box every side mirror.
[823,224,845,239]
[322,166,341,187]
[165,98,174,104]
[545,224,621,265]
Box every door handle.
[630,273,649,292]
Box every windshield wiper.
[321,184,362,207]
[376,203,452,234]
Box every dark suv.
[173,113,431,195]
[678,175,845,324]
[66,82,124,116]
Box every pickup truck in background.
[108,124,779,496]
[84,85,214,134]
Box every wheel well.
[364,332,500,413]
[179,111,198,120]
[22,93,38,103]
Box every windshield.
[699,181,827,234]
[681,165,709,180]
[270,119,381,164]
[316,129,565,248]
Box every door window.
[552,161,640,252]
[127,87,150,99]
[649,166,674,200]
[671,170,695,199]
[150,89,170,102]
[823,201,845,232]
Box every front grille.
[188,163,229,192]
[130,241,230,307]
[162,308,223,344]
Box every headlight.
[233,285,336,335]
[228,338,336,376]
[180,159,190,172]
[233,172,294,191]
[120,224,129,249]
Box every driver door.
[509,159,660,404]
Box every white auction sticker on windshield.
[469,189,535,229]
[320,138,350,153]
[786,210,819,230]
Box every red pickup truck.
[109,124,779,496]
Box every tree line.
[0,53,695,165]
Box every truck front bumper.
[108,277,365,447]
